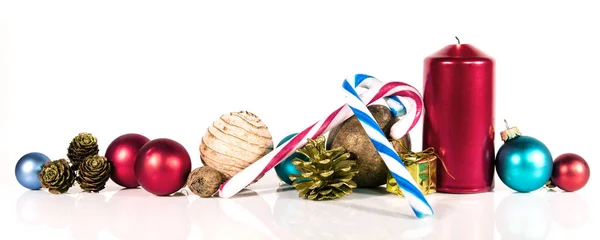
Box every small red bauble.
[105,133,150,188]
[551,153,590,192]
[134,138,191,196]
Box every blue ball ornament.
[15,152,51,190]
[274,133,309,185]
[496,122,553,193]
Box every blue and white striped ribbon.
[343,73,434,218]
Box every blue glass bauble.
[15,152,51,190]
[274,133,308,185]
[496,136,553,192]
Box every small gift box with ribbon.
[386,140,451,196]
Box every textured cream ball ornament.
[200,111,274,179]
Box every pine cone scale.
[337,176,353,182]
[319,188,333,195]
[334,160,354,169]
[301,172,314,178]
[332,189,344,198]
[317,159,331,164]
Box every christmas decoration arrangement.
[14,132,194,196]
[494,124,591,193]
[13,39,592,220]
[18,132,114,195]
[289,135,358,200]
[215,74,435,218]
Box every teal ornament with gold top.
[496,120,553,193]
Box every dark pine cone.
[77,155,111,192]
[67,133,99,169]
[39,159,76,194]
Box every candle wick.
[504,119,510,129]
[455,36,460,45]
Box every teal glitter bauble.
[274,133,308,185]
[496,124,553,193]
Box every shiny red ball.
[134,138,191,196]
[551,153,590,192]
[105,133,150,188]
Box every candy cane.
[219,75,429,218]
[344,74,433,218]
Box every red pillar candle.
[423,39,495,193]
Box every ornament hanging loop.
[500,119,522,141]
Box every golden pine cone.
[39,159,76,194]
[290,136,359,201]
[67,133,99,169]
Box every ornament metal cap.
[500,119,521,141]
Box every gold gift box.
[386,142,437,196]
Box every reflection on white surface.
[545,191,589,230]
[71,193,109,239]
[108,188,190,240]
[16,190,76,229]
[189,189,294,239]
[496,193,551,240]
[274,187,438,239]
[432,193,495,240]
[9,176,596,240]
[16,191,49,226]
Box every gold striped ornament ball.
[200,111,274,179]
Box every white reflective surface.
[3,171,597,240]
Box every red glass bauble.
[105,133,150,188]
[134,138,191,196]
[551,153,590,192]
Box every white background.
[1,1,598,239]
